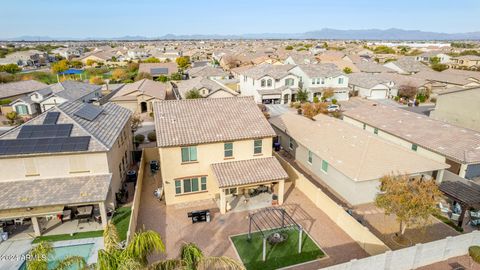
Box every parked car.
[327,104,340,112]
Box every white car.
[327,104,340,112]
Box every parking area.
[136,173,369,269]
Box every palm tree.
[99,223,244,270]
[26,241,87,270]
[295,88,309,103]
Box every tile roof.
[347,73,392,88]
[174,76,237,99]
[211,157,288,188]
[0,174,112,210]
[0,80,48,99]
[153,97,276,147]
[297,63,344,78]
[112,79,167,100]
[187,66,229,78]
[237,64,295,80]
[269,112,448,181]
[138,63,179,76]
[343,103,480,164]
[47,80,101,102]
[387,56,429,73]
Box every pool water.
[19,243,94,270]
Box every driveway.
[136,173,368,269]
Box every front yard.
[231,229,325,270]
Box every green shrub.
[147,132,156,142]
[416,93,427,103]
[134,134,145,143]
[332,99,338,104]
[469,246,480,263]
[394,96,400,101]
[0,99,12,105]
[313,96,319,103]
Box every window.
[15,105,29,115]
[289,137,295,150]
[411,144,418,151]
[311,78,316,85]
[338,77,344,84]
[224,142,233,158]
[261,79,266,87]
[321,160,329,173]
[267,79,272,87]
[225,187,237,195]
[374,128,379,135]
[181,146,197,162]
[175,176,207,194]
[363,123,366,130]
[254,139,263,154]
[308,151,313,164]
[285,78,295,86]
[321,79,325,85]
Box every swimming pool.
[19,243,94,270]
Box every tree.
[398,84,418,100]
[296,88,309,103]
[185,88,202,99]
[156,75,169,83]
[375,174,442,238]
[0,63,21,74]
[176,56,191,69]
[373,45,396,54]
[6,111,18,125]
[127,62,139,73]
[343,67,352,74]
[285,45,294,50]
[143,57,160,63]
[429,56,441,65]
[111,68,129,81]
[301,102,328,119]
[431,63,448,72]
[69,60,83,68]
[89,76,104,85]
[86,59,97,66]
[135,72,152,81]
[26,241,86,270]
[170,72,182,81]
[322,88,334,100]
[51,60,69,73]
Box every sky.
[1,0,479,38]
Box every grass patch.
[111,206,132,241]
[231,230,324,270]
[433,213,464,232]
[32,230,103,244]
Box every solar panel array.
[43,112,60,125]
[74,104,104,121]
[17,124,73,139]
[0,136,91,155]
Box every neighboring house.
[270,112,447,205]
[172,76,238,99]
[383,56,428,74]
[289,64,350,101]
[110,79,167,114]
[284,54,318,65]
[343,103,480,180]
[127,49,149,60]
[430,86,480,132]
[187,66,229,80]
[412,70,480,92]
[238,64,299,104]
[153,97,288,214]
[450,55,480,70]
[0,101,133,236]
[138,63,179,79]
[0,80,48,114]
[415,51,451,64]
[347,73,396,99]
[9,81,102,116]
[0,50,48,67]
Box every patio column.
[99,202,108,229]
[278,180,285,205]
[436,169,445,183]
[220,189,227,214]
[31,216,41,236]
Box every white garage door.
[333,91,349,101]
[369,89,387,99]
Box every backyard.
[231,229,325,270]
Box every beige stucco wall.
[112,100,138,113]
[430,90,480,132]
[159,137,273,205]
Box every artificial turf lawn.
[231,229,325,270]
[33,206,132,243]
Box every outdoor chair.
[438,202,450,214]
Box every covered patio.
[211,157,288,214]
[0,174,112,239]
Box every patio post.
[31,216,41,236]
[220,189,226,214]
[262,237,267,261]
[436,169,445,183]
[278,180,285,205]
[298,226,303,254]
[99,202,108,228]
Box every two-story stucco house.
[289,63,350,101]
[238,64,300,104]
[0,101,133,236]
[153,97,288,214]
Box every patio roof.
[439,171,480,208]
[0,174,112,211]
[211,157,288,188]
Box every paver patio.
[136,172,369,269]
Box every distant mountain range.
[4,28,480,41]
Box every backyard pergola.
[248,207,303,261]
[57,69,85,82]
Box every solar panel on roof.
[43,112,60,125]
[17,124,73,139]
[0,136,91,155]
[74,104,104,121]
[150,68,169,75]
